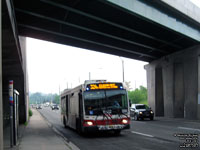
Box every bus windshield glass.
[84,90,128,115]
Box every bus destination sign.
[87,83,123,90]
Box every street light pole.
[89,72,91,80]
[119,57,125,82]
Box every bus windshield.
[84,90,128,115]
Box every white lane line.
[131,131,154,138]
[178,127,200,132]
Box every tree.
[128,86,148,105]
[29,92,60,104]
[53,94,60,104]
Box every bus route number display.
[88,83,122,90]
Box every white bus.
[61,80,130,135]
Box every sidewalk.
[18,109,71,150]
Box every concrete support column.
[155,68,164,116]
[198,56,200,120]
[173,63,184,118]
[0,0,4,149]
[163,65,174,117]
[146,66,156,113]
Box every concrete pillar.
[19,36,29,122]
[0,0,3,149]
[173,63,184,118]
[197,56,200,120]
[163,64,174,117]
[184,59,198,119]
[146,66,156,113]
[155,68,164,116]
[146,45,200,120]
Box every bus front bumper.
[83,124,130,132]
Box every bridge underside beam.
[13,0,199,62]
[105,0,200,42]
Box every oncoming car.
[51,104,59,110]
[130,104,154,120]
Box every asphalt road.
[38,107,200,150]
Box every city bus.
[61,80,130,135]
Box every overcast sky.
[27,38,148,94]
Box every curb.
[37,109,80,150]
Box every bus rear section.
[61,81,130,135]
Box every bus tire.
[76,118,82,134]
[63,116,67,128]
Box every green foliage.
[29,92,60,104]
[53,95,60,104]
[128,86,148,105]
[29,108,33,117]
[24,121,28,126]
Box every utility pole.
[119,57,124,82]
[59,85,60,94]
[89,72,91,80]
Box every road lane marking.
[131,131,154,138]
[178,127,200,132]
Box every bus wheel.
[63,117,67,128]
[76,119,82,134]
[114,130,121,135]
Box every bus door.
[78,92,83,119]
[76,92,83,132]
[65,95,69,123]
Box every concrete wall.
[19,36,29,122]
[1,0,28,147]
[145,45,200,119]
[0,0,3,149]
[198,56,200,119]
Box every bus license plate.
[98,125,124,130]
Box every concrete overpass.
[1,0,200,149]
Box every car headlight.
[150,111,154,114]
[139,112,143,115]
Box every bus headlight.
[86,121,93,126]
[139,112,143,115]
[122,119,128,124]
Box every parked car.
[51,104,59,110]
[130,104,154,120]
